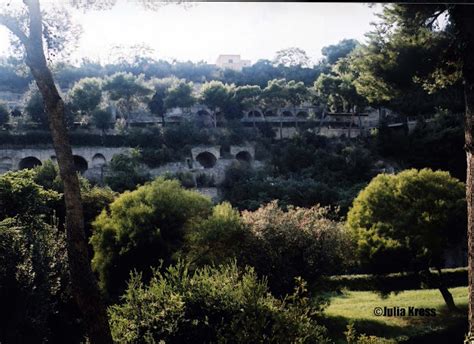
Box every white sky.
[0,1,381,65]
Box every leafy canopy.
[347,168,466,273]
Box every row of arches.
[247,110,309,118]
[1,153,107,173]
[195,150,252,169]
[192,109,310,119]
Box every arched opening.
[236,151,252,163]
[196,152,217,169]
[264,109,276,117]
[296,111,309,118]
[92,153,106,168]
[73,155,88,174]
[248,110,262,118]
[19,157,42,170]
[0,157,12,171]
[282,110,293,117]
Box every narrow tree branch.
[425,8,447,29]
[0,14,29,46]
[23,0,42,43]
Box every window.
[228,59,233,63]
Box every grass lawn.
[320,286,468,343]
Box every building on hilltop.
[215,54,251,71]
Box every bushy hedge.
[319,267,468,292]
[183,200,354,296]
[90,178,212,298]
[0,217,83,343]
[109,261,332,344]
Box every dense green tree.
[314,54,366,114]
[182,202,245,266]
[234,84,262,110]
[69,77,103,119]
[0,217,81,343]
[347,13,463,116]
[199,80,236,126]
[346,4,474,334]
[321,39,360,65]
[163,79,196,110]
[104,150,150,193]
[148,77,177,127]
[347,168,466,311]
[90,178,212,299]
[0,102,9,128]
[0,169,60,221]
[103,72,153,126]
[32,160,116,233]
[24,85,49,129]
[92,109,113,135]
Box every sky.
[0,1,381,65]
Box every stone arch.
[248,110,263,118]
[0,157,13,171]
[92,153,106,168]
[264,109,276,117]
[19,156,42,170]
[196,151,217,169]
[235,151,252,163]
[282,110,293,117]
[296,111,309,118]
[73,155,88,174]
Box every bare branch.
[0,13,29,45]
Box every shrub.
[33,161,116,237]
[163,121,212,149]
[195,173,215,187]
[109,261,332,344]
[240,201,354,294]
[139,147,173,168]
[104,149,151,192]
[0,217,83,343]
[0,169,60,221]
[90,178,213,298]
[345,323,397,344]
[182,202,245,266]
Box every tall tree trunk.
[452,5,474,341]
[21,1,113,343]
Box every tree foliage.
[109,261,331,344]
[240,201,353,294]
[164,79,195,109]
[69,77,103,117]
[90,178,212,298]
[347,168,466,273]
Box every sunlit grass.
[321,286,468,343]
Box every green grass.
[320,286,468,343]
